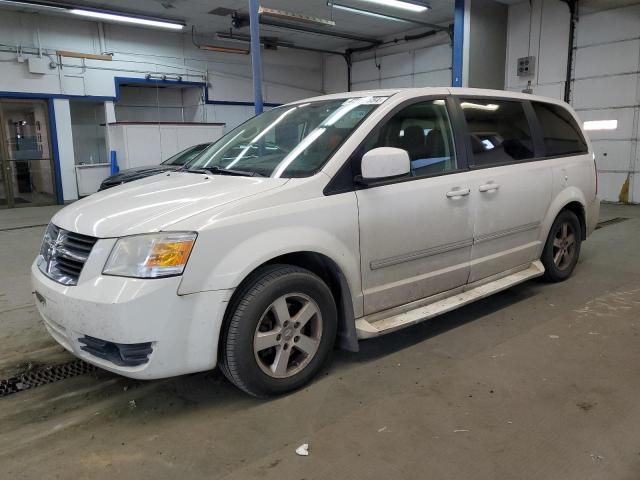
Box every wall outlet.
[517,56,536,77]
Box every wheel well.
[561,201,587,240]
[225,252,359,353]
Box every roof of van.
[287,87,570,108]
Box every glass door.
[0,99,57,208]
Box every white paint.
[51,99,79,201]
[75,164,111,196]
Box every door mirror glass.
[361,147,410,181]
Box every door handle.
[446,187,470,198]
[479,183,500,192]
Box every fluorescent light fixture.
[258,6,336,26]
[584,119,618,131]
[69,9,184,30]
[356,0,430,13]
[327,2,411,22]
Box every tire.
[219,264,337,397]
[541,209,582,282]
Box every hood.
[100,165,179,189]
[53,172,288,238]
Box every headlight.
[103,232,197,279]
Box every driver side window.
[361,99,458,178]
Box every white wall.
[324,31,453,92]
[467,0,507,89]
[52,99,78,201]
[0,9,324,201]
[505,1,640,203]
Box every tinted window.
[532,102,588,156]
[360,99,457,178]
[461,99,534,166]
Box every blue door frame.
[452,0,465,87]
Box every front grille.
[38,224,98,285]
[78,336,153,367]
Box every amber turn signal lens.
[145,240,194,268]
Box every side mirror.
[359,147,410,184]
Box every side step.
[356,261,545,339]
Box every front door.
[0,99,57,208]
[356,98,474,315]
[456,97,552,283]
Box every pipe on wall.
[561,0,578,103]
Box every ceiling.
[37,0,455,50]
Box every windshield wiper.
[186,166,264,177]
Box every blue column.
[249,0,264,114]
[452,0,465,87]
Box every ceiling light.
[258,6,335,26]
[69,9,184,30]
[355,0,430,13]
[584,120,618,131]
[198,44,249,55]
[327,2,411,22]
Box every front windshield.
[162,143,210,166]
[187,96,387,178]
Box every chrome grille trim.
[38,224,98,285]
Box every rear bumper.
[586,196,600,237]
[31,261,232,379]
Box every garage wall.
[0,11,323,112]
[0,10,324,201]
[505,1,640,203]
[324,31,452,93]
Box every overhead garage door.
[572,5,640,203]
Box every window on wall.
[69,102,107,165]
[461,99,534,167]
[360,99,457,178]
[532,102,588,156]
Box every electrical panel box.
[27,57,49,75]
[517,56,536,77]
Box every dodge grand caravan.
[32,88,599,397]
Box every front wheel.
[219,265,337,397]
[541,210,582,282]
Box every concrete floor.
[1,204,640,480]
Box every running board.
[356,261,545,339]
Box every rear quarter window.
[532,102,588,157]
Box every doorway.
[0,99,57,208]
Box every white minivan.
[32,88,599,396]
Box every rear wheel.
[541,210,582,282]
[220,265,337,397]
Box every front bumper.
[31,260,232,379]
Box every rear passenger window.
[461,99,534,167]
[532,102,588,156]
[360,99,457,178]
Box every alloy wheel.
[253,293,323,379]
[552,221,577,270]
